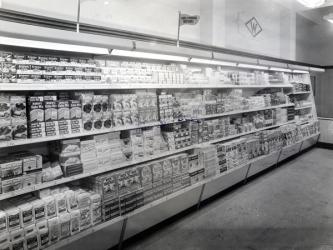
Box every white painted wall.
[1,0,299,61]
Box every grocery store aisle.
[123,148,333,250]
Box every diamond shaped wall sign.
[245,17,262,37]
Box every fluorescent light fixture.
[323,13,333,23]
[310,67,325,72]
[269,67,292,73]
[297,0,325,8]
[190,58,237,67]
[238,63,269,70]
[111,49,189,62]
[0,36,109,54]
[293,69,309,74]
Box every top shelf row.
[0,48,311,91]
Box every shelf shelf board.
[294,105,312,110]
[0,83,294,91]
[288,91,311,95]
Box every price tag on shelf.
[6,141,15,147]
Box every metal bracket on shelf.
[118,218,128,250]
[299,141,304,153]
[197,183,206,210]
[243,163,252,184]
[276,149,283,167]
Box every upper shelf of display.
[0,83,294,91]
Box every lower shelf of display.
[289,91,311,95]
[45,132,320,250]
[0,104,294,149]
[0,120,296,201]
[294,105,312,110]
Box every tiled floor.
[123,148,333,250]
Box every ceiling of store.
[276,0,333,24]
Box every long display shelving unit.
[0,36,320,250]
[0,120,295,201]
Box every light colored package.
[0,158,22,179]
[77,192,91,209]
[80,139,97,162]
[65,190,78,212]
[11,238,24,250]
[0,233,10,250]
[82,159,97,172]
[24,224,36,236]
[59,153,81,167]
[22,172,37,188]
[48,217,60,244]
[42,196,56,219]
[36,221,49,249]
[94,134,109,148]
[59,213,71,239]
[10,228,24,243]
[58,139,81,155]
[54,193,67,215]
[18,203,34,227]
[79,206,91,230]
[25,231,38,250]
[91,202,101,225]
[97,156,112,169]
[37,188,51,198]
[5,206,21,231]
[0,211,7,234]
[70,210,80,235]
[32,199,46,223]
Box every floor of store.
[122,147,333,250]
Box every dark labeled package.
[0,94,11,121]
[93,119,103,130]
[0,120,12,141]
[12,122,28,140]
[28,96,44,123]
[44,101,58,121]
[57,101,70,120]
[69,100,82,119]
[28,122,45,138]
[10,96,26,123]
[83,119,93,132]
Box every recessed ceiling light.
[104,1,109,5]
[297,0,325,8]
[323,13,333,23]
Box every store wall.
[1,0,298,61]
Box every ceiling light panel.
[111,49,189,62]
[238,63,269,70]
[0,36,109,54]
[190,58,237,67]
[297,0,325,8]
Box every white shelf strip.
[0,83,294,91]
[0,104,294,149]
[0,120,296,201]
[294,105,312,110]
[45,133,320,250]
[289,91,311,95]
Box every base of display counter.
[48,133,320,250]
